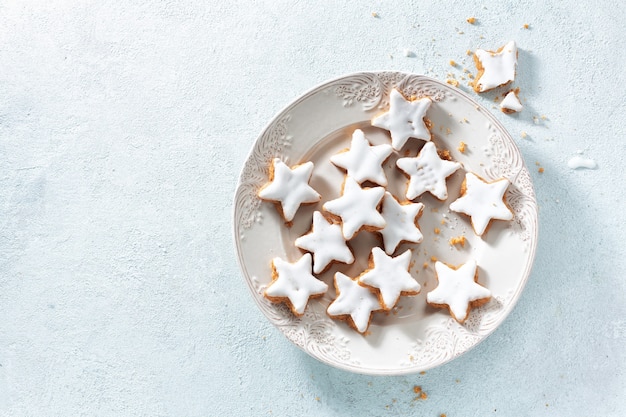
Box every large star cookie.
[371,88,432,151]
[322,176,386,240]
[264,253,328,316]
[327,272,382,334]
[330,129,393,186]
[426,259,491,323]
[449,172,513,236]
[258,158,321,222]
[358,247,420,310]
[472,40,517,93]
[295,211,355,274]
[379,192,424,255]
[396,141,462,200]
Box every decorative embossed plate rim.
[233,72,538,375]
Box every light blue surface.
[0,1,624,416]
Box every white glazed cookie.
[327,272,382,334]
[379,192,424,255]
[258,158,321,222]
[449,172,513,236]
[330,129,393,186]
[500,90,523,113]
[358,247,420,310]
[371,88,432,151]
[426,259,491,323]
[264,253,328,317]
[322,176,386,240]
[396,141,462,200]
[294,211,355,274]
[472,40,518,93]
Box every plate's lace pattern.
[400,292,512,369]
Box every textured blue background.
[0,1,624,416]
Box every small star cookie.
[472,40,518,93]
[258,158,321,222]
[396,141,462,201]
[295,211,355,274]
[264,253,328,316]
[327,272,382,334]
[379,192,424,255]
[358,247,420,310]
[330,129,393,186]
[371,88,432,150]
[322,176,386,240]
[426,259,491,323]
[449,172,513,236]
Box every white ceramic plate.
[233,72,538,375]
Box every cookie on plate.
[371,88,432,151]
[379,191,424,255]
[330,129,393,186]
[258,158,321,223]
[327,271,383,334]
[294,211,355,274]
[449,172,513,236]
[426,259,491,323]
[322,176,386,240]
[358,247,420,311]
[264,253,328,317]
[396,141,462,201]
[472,40,518,93]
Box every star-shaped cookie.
[379,192,424,255]
[264,253,328,316]
[258,158,321,222]
[330,129,393,186]
[295,211,355,274]
[358,247,420,310]
[449,172,513,236]
[472,40,517,93]
[327,272,382,334]
[426,259,491,323]
[371,88,432,150]
[322,176,386,240]
[396,141,462,200]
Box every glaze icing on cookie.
[371,88,432,150]
[358,247,420,310]
[426,259,491,323]
[264,253,328,316]
[294,211,354,274]
[330,129,393,186]
[396,141,462,200]
[500,90,523,113]
[322,176,386,240]
[327,272,382,334]
[472,40,517,93]
[449,172,513,236]
[258,158,321,222]
[379,192,424,255]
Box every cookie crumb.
[446,78,459,87]
[466,17,476,24]
[371,12,379,18]
[466,49,472,56]
[404,49,414,57]
[538,167,544,173]
[423,262,429,269]
[434,227,441,235]
[449,236,466,247]
[449,59,457,66]
[523,23,530,29]
[458,141,466,153]
[430,256,438,262]
[521,131,528,139]
[419,371,426,375]
[438,149,452,160]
